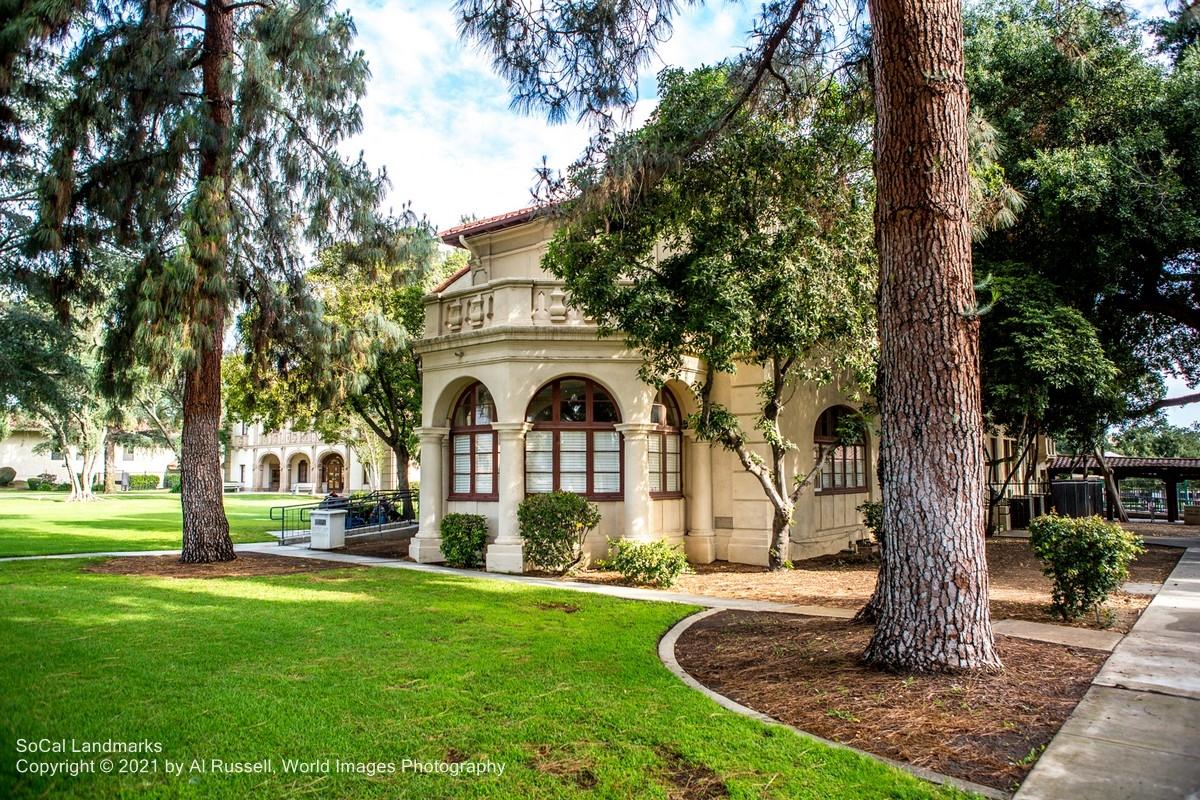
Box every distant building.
[222,420,401,494]
[0,421,174,487]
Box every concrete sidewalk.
[1015,546,1200,800]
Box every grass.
[0,558,966,799]
[0,491,293,557]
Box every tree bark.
[862,0,1001,671]
[179,0,236,563]
[103,426,117,494]
[1093,447,1129,523]
[394,446,416,519]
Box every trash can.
[309,509,347,549]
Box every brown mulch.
[84,553,362,579]
[1119,521,1199,539]
[675,611,1107,792]
[570,538,1182,634]
[338,537,412,559]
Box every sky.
[338,0,1196,426]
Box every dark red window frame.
[814,406,868,495]
[449,382,499,500]
[649,387,684,499]
[525,378,624,500]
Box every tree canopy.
[545,66,877,568]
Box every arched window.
[525,377,622,498]
[450,382,497,499]
[649,387,683,498]
[814,406,867,494]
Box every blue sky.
[339,0,1196,426]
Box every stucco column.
[487,422,531,573]
[684,431,716,563]
[409,426,449,563]
[280,449,290,492]
[615,423,657,542]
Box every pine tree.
[10,0,390,561]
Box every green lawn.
[0,558,964,799]
[0,491,292,557]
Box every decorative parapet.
[426,278,592,338]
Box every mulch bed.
[1119,521,1199,539]
[570,538,1181,634]
[338,538,412,559]
[675,610,1107,792]
[84,553,362,579]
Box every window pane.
[666,471,680,493]
[527,473,553,492]
[561,449,587,471]
[594,472,620,493]
[453,473,470,493]
[649,435,662,454]
[475,432,493,454]
[649,449,662,477]
[650,470,663,492]
[454,436,470,454]
[561,430,587,451]
[594,431,620,451]
[560,379,587,422]
[594,448,620,472]
[475,386,495,424]
[475,473,493,494]
[593,388,618,422]
[560,472,586,492]
[666,452,680,475]
[527,386,554,422]
[454,454,471,475]
[526,449,553,471]
[526,430,553,451]
[474,448,493,475]
[666,434,680,454]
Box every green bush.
[54,482,72,491]
[440,513,489,568]
[25,478,45,490]
[128,474,161,490]
[0,467,15,487]
[601,539,691,588]
[164,474,182,493]
[857,500,883,541]
[518,491,602,574]
[1029,513,1145,621]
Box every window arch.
[450,382,497,499]
[525,377,622,499]
[814,406,868,494]
[649,387,683,498]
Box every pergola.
[1049,455,1200,522]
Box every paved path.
[1015,546,1200,800]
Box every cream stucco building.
[409,207,880,573]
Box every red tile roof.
[430,262,471,294]
[438,205,551,245]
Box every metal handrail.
[268,489,418,545]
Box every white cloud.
[340,0,755,230]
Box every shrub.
[54,482,72,491]
[0,467,15,487]
[164,474,182,493]
[128,474,160,490]
[518,491,602,574]
[25,478,45,490]
[1029,513,1145,621]
[440,513,489,568]
[601,539,691,587]
[857,500,883,542]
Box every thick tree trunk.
[103,427,117,494]
[395,447,416,519]
[862,0,1001,672]
[179,0,236,563]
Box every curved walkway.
[657,608,1010,800]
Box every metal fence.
[269,489,418,546]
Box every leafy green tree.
[1114,419,1200,459]
[0,298,106,500]
[544,66,876,570]
[967,0,1200,427]
[9,0,393,561]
